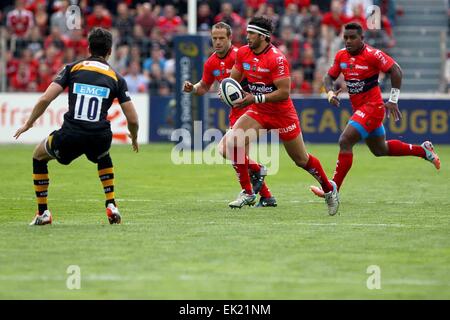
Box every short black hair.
[248,16,273,41]
[88,27,112,57]
[344,22,363,36]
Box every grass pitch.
[0,143,449,299]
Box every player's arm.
[120,101,139,152]
[183,79,211,96]
[384,62,403,121]
[14,82,64,139]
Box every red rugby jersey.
[235,44,294,114]
[202,45,238,85]
[328,44,395,112]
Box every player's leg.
[283,133,339,216]
[29,135,55,226]
[365,126,440,169]
[224,114,263,208]
[85,131,120,224]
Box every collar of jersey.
[252,43,272,56]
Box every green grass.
[0,143,449,299]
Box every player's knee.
[338,136,353,151]
[371,148,388,157]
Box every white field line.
[0,274,448,287]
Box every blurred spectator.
[66,29,89,57]
[322,0,349,36]
[301,44,316,82]
[10,62,36,91]
[280,3,305,34]
[284,0,310,10]
[347,3,367,29]
[279,26,301,68]
[135,2,156,36]
[245,0,267,16]
[157,80,172,96]
[291,68,313,94]
[124,60,149,93]
[197,2,214,32]
[6,0,34,39]
[302,24,321,59]
[27,26,44,57]
[44,26,68,51]
[345,0,373,17]
[131,24,152,58]
[303,4,322,35]
[143,44,167,79]
[214,2,245,28]
[50,0,70,36]
[36,63,53,92]
[34,0,47,36]
[41,43,63,75]
[265,4,281,37]
[156,4,183,41]
[114,2,135,45]
[86,3,112,31]
[311,0,331,13]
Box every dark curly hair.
[248,16,273,41]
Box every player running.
[310,22,440,199]
[14,28,139,225]
[223,16,339,215]
[183,22,276,208]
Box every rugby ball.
[220,78,244,107]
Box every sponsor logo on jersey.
[73,83,110,98]
[84,60,110,70]
[248,82,276,94]
[243,63,251,70]
[279,122,297,134]
[257,67,270,72]
[340,62,348,69]
[355,64,369,70]
[355,110,366,118]
[213,69,221,76]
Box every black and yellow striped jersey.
[53,56,131,133]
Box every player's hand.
[129,134,139,152]
[233,92,255,109]
[384,101,402,121]
[13,123,32,139]
[327,88,342,107]
[183,81,194,93]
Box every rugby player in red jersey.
[310,22,440,199]
[223,16,339,215]
[183,22,276,207]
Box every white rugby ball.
[220,78,244,107]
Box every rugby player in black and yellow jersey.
[14,28,139,226]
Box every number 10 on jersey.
[73,83,110,122]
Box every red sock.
[259,182,272,198]
[247,156,261,173]
[231,148,253,194]
[332,152,353,191]
[387,140,425,158]
[303,154,333,193]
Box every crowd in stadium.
[0,0,398,95]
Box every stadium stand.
[0,0,448,94]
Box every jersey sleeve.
[271,54,291,81]
[117,75,131,103]
[201,58,215,86]
[328,52,342,79]
[53,64,71,89]
[370,49,395,73]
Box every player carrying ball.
[224,16,340,215]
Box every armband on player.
[254,94,266,104]
[192,84,198,94]
[388,88,400,104]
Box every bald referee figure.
[14,28,139,226]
